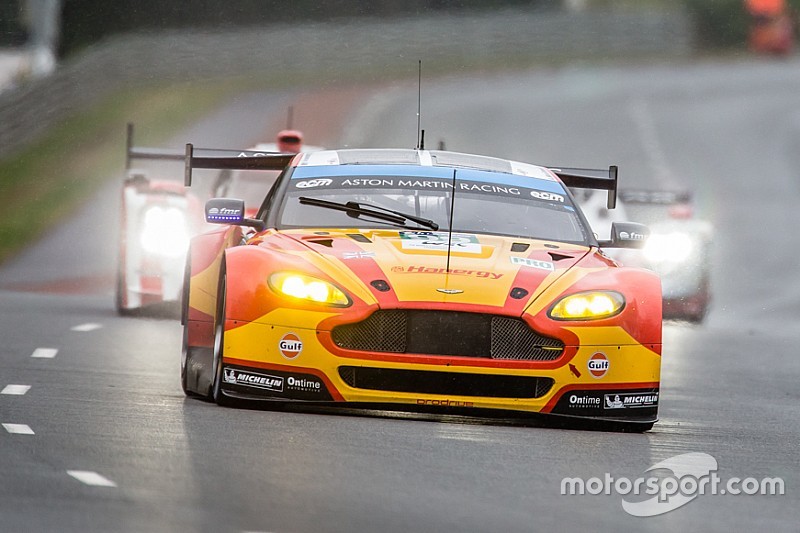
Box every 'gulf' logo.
[588,352,609,378]
[279,333,303,359]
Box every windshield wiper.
[298,197,439,230]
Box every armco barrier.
[0,8,691,159]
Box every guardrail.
[0,8,692,159]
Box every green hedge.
[0,0,27,46]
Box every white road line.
[436,425,498,443]
[67,471,117,487]
[1,385,31,395]
[71,323,102,332]
[2,423,35,435]
[31,348,58,359]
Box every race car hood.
[267,229,591,314]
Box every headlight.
[139,206,190,258]
[643,232,694,263]
[549,291,625,320]
[268,272,351,307]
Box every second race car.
[116,124,312,315]
[576,187,713,323]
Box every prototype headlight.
[268,272,351,307]
[643,232,694,263]
[549,291,625,320]
[139,206,190,258]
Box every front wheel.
[181,252,213,398]
[211,272,235,407]
[115,260,135,316]
[181,322,213,398]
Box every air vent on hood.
[510,287,529,300]
[347,233,372,243]
[370,280,391,292]
[511,243,530,253]
[306,238,334,248]
[548,252,573,261]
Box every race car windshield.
[277,169,589,244]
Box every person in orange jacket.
[745,0,795,54]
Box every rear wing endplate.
[125,123,184,170]
[184,143,295,187]
[549,166,618,209]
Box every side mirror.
[205,198,264,230]
[599,222,649,249]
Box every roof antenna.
[416,60,423,150]
[286,106,294,129]
[445,168,457,273]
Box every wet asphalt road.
[1,58,799,532]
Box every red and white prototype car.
[116,125,312,315]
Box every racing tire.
[115,262,135,317]
[622,421,655,433]
[181,252,214,399]
[211,271,235,407]
[181,322,212,398]
[592,420,655,433]
[687,274,712,324]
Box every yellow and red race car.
[181,148,662,431]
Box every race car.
[116,123,199,315]
[576,187,713,323]
[117,125,312,315]
[620,190,713,323]
[181,148,663,431]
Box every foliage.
[683,0,749,48]
[58,0,549,57]
[0,0,27,46]
[0,80,239,264]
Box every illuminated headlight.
[643,232,694,263]
[268,272,351,307]
[139,206,190,258]
[549,291,625,320]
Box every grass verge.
[0,79,245,265]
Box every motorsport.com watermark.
[560,452,785,517]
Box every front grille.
[338,366,554,399]
[490,317,563,360]
[331,310,563,361]
[333,310,407,353]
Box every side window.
[257,169,289,220]
[211,169,232,198]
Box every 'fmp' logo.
[588,352,609,378]
[279,333,303,359]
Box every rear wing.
[125,123,184,170]
[183,143,295,187]
[618,189,692,205]
[549,166,618,209]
